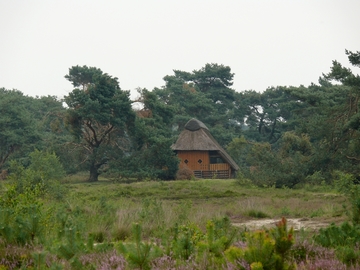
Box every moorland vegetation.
[1,49,360,268]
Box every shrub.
[313,222,360,266]
[224,217,295,269]
[246,210,269,219]
[170,222,204,260]
[333,171,360,224]
[7,150,66,199]
[112,226,131,241]
[176,166,194,180]
[117,223,162,270]
[0,184,46,246]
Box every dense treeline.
[1,49,359,187]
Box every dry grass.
[55,176,349,240]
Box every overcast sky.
[0,0,359,100]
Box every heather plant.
[290,240,318,262]
[293,241,357,270]
[296,259,350,270]
[336,246,360,267]
[0,244,34,269]
[314,222,360,265]
[79,250,127,269]
[0,178,353,269]
[314,222,360,248]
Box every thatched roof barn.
[172,118,239,179]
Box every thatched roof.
[172,119,239,170]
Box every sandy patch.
[232,218,330,231]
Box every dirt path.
[232,218,331,231]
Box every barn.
[171,118,239,179]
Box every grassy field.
[1,175,356,269]
[60,175,349,239]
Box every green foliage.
[240,87,295,144]
[109,94,179,180]
[0,88,40,170]
[197,217,237,265]
[7,150,66,199]
[55,225,87,268]
[336,246,360,266]
[226,218,295,270]
[314,222,360,248]
[272,217,294,262]
[227,136,250,169]
[138,198,165,233]
[153,63,240,146]
[243,230,280,269]
[250,261,264,270]
[246,132,313,188]
[224,245,244,263]
[64,65,135,182]
[28,149,65,181]
[172,223,198,260]
[333,171,360,224]
[0,184,46,245]
[162,216,237,266]
[0,178,352,268]
[314,222,360,265]
[31,251,47,269]
[117,223,162,270]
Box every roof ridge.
[185,118,209,131]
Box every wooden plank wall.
[178,151,209,171]
[210,163,231,179]
[209,163,230,171]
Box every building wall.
[177,151,209,171]
[209,163,230,171]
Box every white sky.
[0,0,359,100]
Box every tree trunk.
[88,162,99,182]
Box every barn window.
[198,159,202,164]
[209,151,224,164]
[184,159,189,164]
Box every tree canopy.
[0,89,40,170]
[2,50,360,186]
[64,65,135,181]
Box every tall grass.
[0,176,353,268]
[47,176,348,242]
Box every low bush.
[314,222,360,266]
[176,166,194,180]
